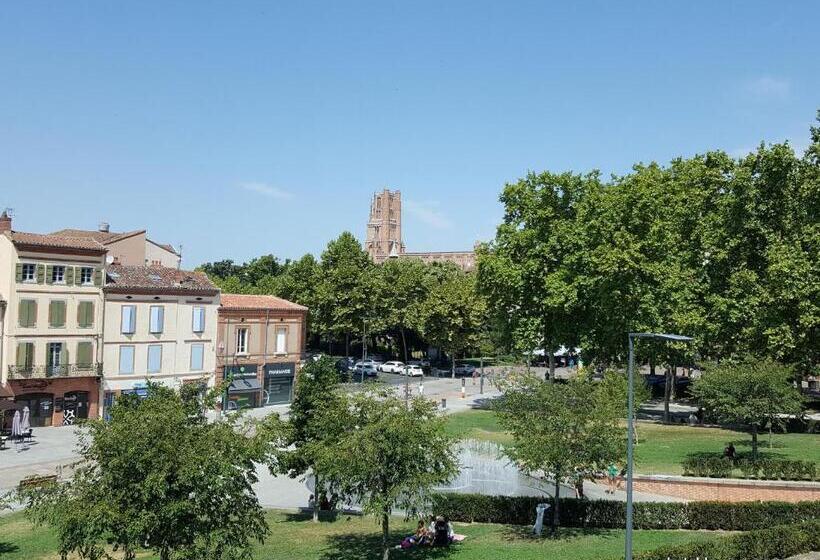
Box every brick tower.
[365,189,405,263]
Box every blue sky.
[1,1,818,267]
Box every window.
[21,263,36,282]
[51,265,65,284]
[236,327,248,355]
[190,343,204,371]
[192,307,205,333]
[47,342,65,375]
[119,346,135,374]
[77,301,95,328]
[80,267,94,285]
[76,341,93,368]
[49,300,66,328]
[149,306,164,334]
[147,345,162,373]
[15,342,34,371]
[18,299,37,328]
[121,305,136,334]
[276,327,287,354]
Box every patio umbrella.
[10,409,21,439]
[21,406,31,433]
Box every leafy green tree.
[315,390,458,560]
[494,373,627,533]
[273,356,344,522]
[417,268,486,377]
[22,383,269,560]
[373,257,430,362]
[691,359,804,459]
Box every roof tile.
[104,265,217,294]
[220,293,307,312]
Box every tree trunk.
[552,477,561,535]
[669,363,676,401]
[751,424,759,460]
[313,472,320,522]
[160,548,170,560]
[663,366,672,424]
[649,353,656,377]
[401,328,408,363]
[381,510,390,560]
[345,332,350,359]
[451,354,456,379]
[548,350,555,381]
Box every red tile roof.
[50,228,145,244]
[220,293,307,312]
[104,265,218,294]
[5,231,108,253]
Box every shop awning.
[227,378,262,394]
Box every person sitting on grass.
[399,519,432,549]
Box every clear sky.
[1,1,818,267]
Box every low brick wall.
[632,474,820,503]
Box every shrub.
[430,493,820,530]
[682,454,817,480]
[635,520,820,560]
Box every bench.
[18,474,58,491]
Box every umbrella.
[21,406,31,433]
[11,409,21,439]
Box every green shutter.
[16,343,25,367]
[18,301,27,327]
[77,342,92,367]
[65,266,75,286]
[45,265,53,284]
[93,268,103,286]
[49,301,66,328]
[35,264,45,284]
[15,263,23,282]
[77,301,94,328]
[60,345,69,371]
[19,300,36,328]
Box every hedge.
[430,493,820,530]
[634,520,820,560]
[682,454,817,480]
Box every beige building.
[218,294,307,409]
[100,265,219,417]
[51,223,181,268]
[0,212,106,428]
[364,189,476,271]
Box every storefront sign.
[224,364,258,379]
[265,363,295,378]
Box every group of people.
[604,463,626,495]
[398,515,465,549]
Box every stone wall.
[631,474,820,503]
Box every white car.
[354,362,379,377]
[379,361,405,374]
[403,364,424,377]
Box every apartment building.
[0,212,106,428]
[218,294,307,409]
[50,223,181,268]
[101,265,219,416]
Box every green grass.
[445,409,820,475]
[0,510,723,560]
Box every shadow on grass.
[501,524,621,543]
[283,511,346,523]
[319,531,459,560]
[0,542,20,556]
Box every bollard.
[419,381,424,396]
[461,378,466,399]
[441,398,447,409]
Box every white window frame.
[149,305,164,334]
[119,345,135,375]
[21,263,36,282]
[192,307,205,333]
[236,327,249,355]
[80,267,94,285]
[190,343,204,371]
[275,327,287,355]
[121,305,136,334]
[147,344,162,374]
[52,265,65,284]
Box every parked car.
[403,364,424,377]
[379,361,405,373]
[354,361,379,377]
[454,363,477,376]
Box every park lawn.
[445,409,820,475]
[0,510,723,560]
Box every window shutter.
[93,268,103,286]
[16,343,25,367]
[87,302,95,327]
[15,263,23,282]
[18,301,27,327]
[36,264,45,284]
[77,342,92,367]
[65,266,75,286]
[28,301,37,327]
[50,301,66,327]
[60,345,69,370]
[48,301,55,326]
[45,265,54,284]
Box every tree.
[416,268,486,377]
[373,257,430,362]
[22,383,269,560]
[273,356,344,522]
[691,359,804,459]
[494,373,627,534]
[316,390,458,560]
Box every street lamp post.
[625,333,693,560]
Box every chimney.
[0,210,11,233]
[98,222,110,233]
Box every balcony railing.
[7,363,103,380]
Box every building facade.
[217,294,307,410]
[51,223,181,268]
[0,213,106,428]
[100,266,219,417]
[364,189,476,270]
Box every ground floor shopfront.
[100,374,213,420]
[223,362,297,410]
[0,376,100,429]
